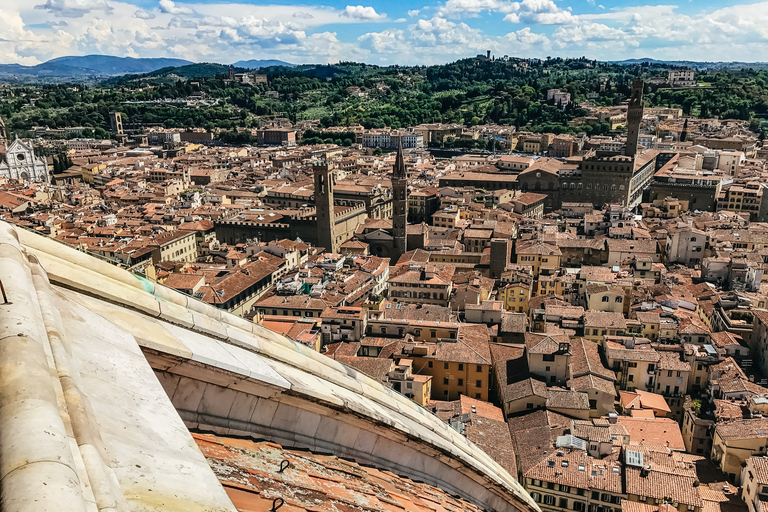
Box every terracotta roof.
[524,333,570,355]
[546,389,590,410]
[615,417,685,451]
[434,324,491,365]
[658,351,692,372]
[523,448,623,494]
[583,311,627,330]
[334,355,393,382]
[619,390,672,414]
[715,418,768,440]
[194,433,486,512]
[570,337,616,382]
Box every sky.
[2,0,768,66]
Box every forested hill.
[2,57,767,140]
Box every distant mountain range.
[614,58,768,70]
[232,59,295,69]
[0,55,193,77]
[0,55,296,80]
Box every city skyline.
[2,0,768,67]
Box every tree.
[690,398,702,416]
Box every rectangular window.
[444,363,449,370]
[443,378,449,385]
[476,380,482,388]
[428,361,433,368]
[476,365,482,372]
[457,379,464,386]
[458,363,464,371]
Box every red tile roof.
[194,433,485,512]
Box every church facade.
[0,117,49,183]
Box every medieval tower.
[392,141,408,263]
[314,161,338,253]
[0,115,6,153]
[625,78,644,158]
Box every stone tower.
[0,115,7,154]
[489,239,510,279]
[680,118,689,143]
[109,112,123,135]
[314,161,338,253]
[392,141,408,263]
[625,78,644,158]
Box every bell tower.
[392,141,408,263]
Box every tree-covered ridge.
[2,57,767,139]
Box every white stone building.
[0,117,49,182]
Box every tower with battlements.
[392,141,408,263]
[314,161,338,252]
[625,78,644,158]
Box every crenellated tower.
[625,78,644,158]
[313,161,338,253]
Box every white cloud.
[35,0,112,18]
[342,5,386,20]
[158,0,193,15]
[168,17,197,29]
[134,9,155,19]
[1,0,767,67]
[438,0,518,17]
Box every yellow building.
[516,240,562,278]
[432,208,460,228]
[583,311,627,342]
[713,418,768,484]
[388,359,432,405]
[148,230,199,264]
[585,284,626,314]
[604,341,659,393]
[741,456,768,512]
[397,325,491,401]
[525,333,571,386]
[499,280,533,314]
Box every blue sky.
[2,0,768,65]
